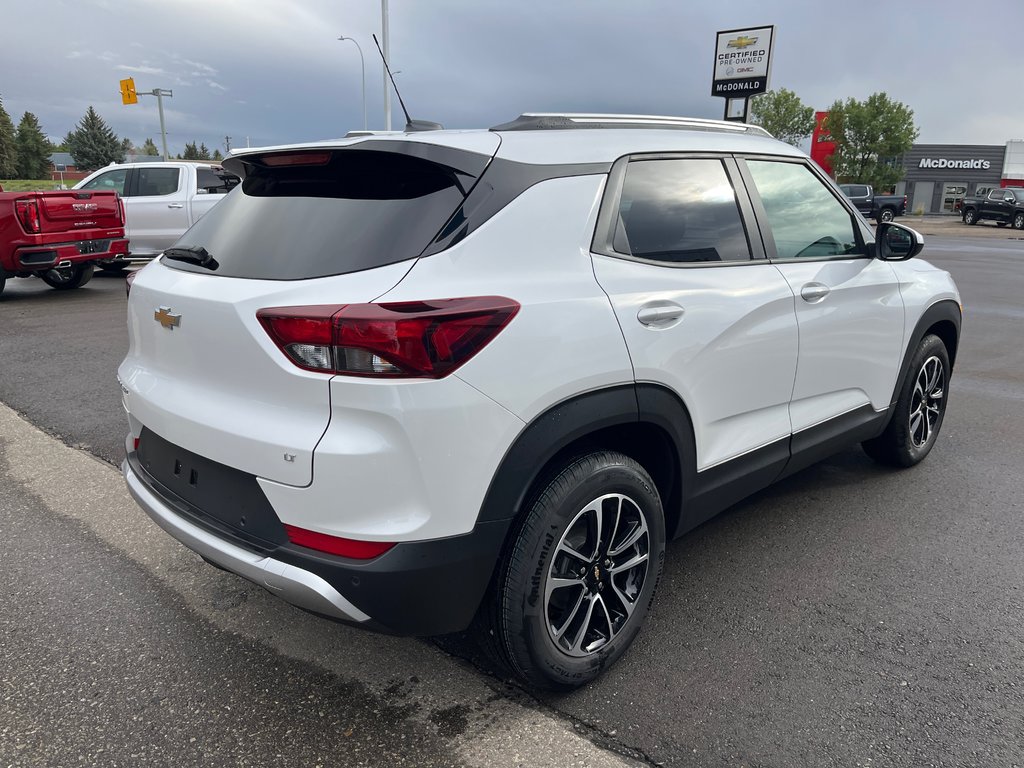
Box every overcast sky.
[3,0,1021,158]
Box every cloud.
[207,81,227,92]
[116,64,168,76]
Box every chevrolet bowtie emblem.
[154,306,181,330]
[728,35,758,49]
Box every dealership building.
[895,141,1024,214]
[810,112,1024,214]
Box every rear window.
[196,167,240,194]
[167,148,480,280]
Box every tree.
[0,95,17,178]
[212,148,223,161]
[66,106,125,171]
[198,142,211,160]
[141,137,160,156]
[182,141,199,160]
[825,92,918,189]
[748,88,815,146]
[15,112,52,178]
[121,137,134,155]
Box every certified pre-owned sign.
[711,25,775,97]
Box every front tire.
[40,263,95,290]
[490,451,665,690]
[863,334,950,467]
[963,208,978,225]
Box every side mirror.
[876,222,924,261]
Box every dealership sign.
[711,25,775,98]
[918,158,992,170]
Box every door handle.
[167,203,184,209]
[800,283,831,303]
[637,303,684,328]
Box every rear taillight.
[125,270,137,298]
[15,200,41,233]
[257,297,519,378]
[283,524,395,559]
[118,197,126,225]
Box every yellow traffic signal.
[120,77,138,105]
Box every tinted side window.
[614,158,750,263]
[196,167,239,194]
[746,161,863,260]
[844,184,868,197]
[135,167,180,197]
[988,190,1004,201]
[80,168,128,195]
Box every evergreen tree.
[141,137,160,156]
[65,106,126,171]
[182,141,199,160]
[15,112,53,179]
[198,142,211,160]
[121,137,134,155]
[0,95,17,178]
[212,148,223,161]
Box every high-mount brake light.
[257,297,520,379]
[259,152,332,167]
[283,524,395,559]
[15,199,41,234]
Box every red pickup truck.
[0,189,129,296]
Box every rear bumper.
[125,457,371,624]
[123,451,511,635]
[12,238,130,270]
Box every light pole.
[337,35,367,131]
[140,88,173,160]
[382,0,391,131]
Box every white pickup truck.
[74,161,239,271]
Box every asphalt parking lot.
[2,230,1023,767]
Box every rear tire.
[963,209,978,225]
[1014,212,1024,230]
[878,208,895,223]
[40,263,95,291]
[487,451,665,690]
[862,334,950,468]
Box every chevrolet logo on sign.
[728,35,758,49]
[154,306,181,330]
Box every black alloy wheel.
[487,451,665,690]
[863,333,950,467]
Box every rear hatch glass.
[166,143,495,280]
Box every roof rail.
[490,113,772,137]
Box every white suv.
[120,114,961,690]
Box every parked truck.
[74,161,239,271]
[0,189,128,296]
[838,184,907,222]
[959,187,1024,229]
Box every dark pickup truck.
[0,189,129,296]
[839,184,907,222]
[960,187,1024,229]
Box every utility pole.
[119,78,173,160]
[225,135,232,152]
[382,0,391,130]
[144,88,173,160]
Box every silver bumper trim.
[124,460,370,623]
